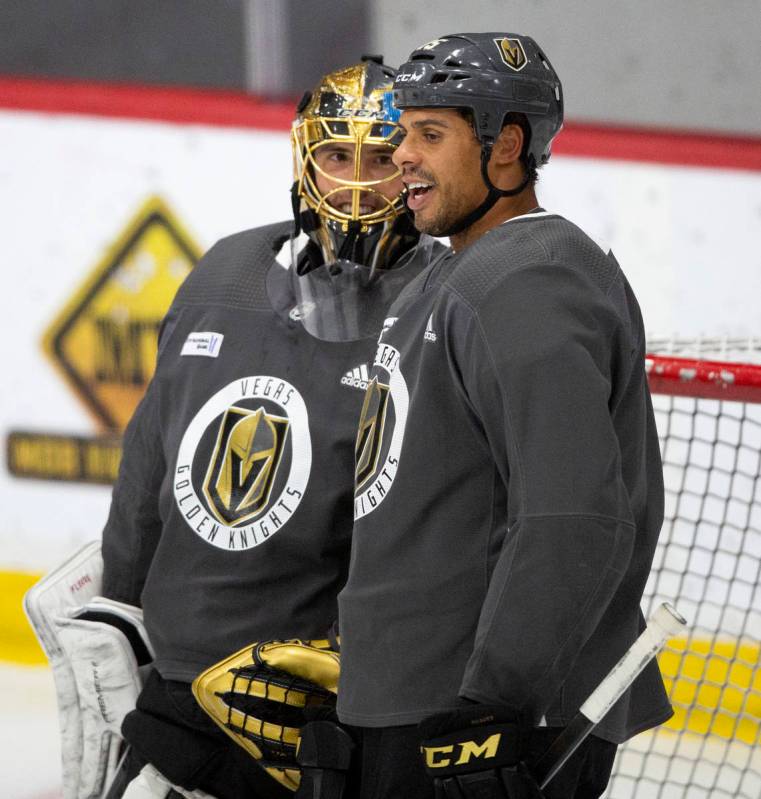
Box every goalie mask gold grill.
[291,59,408,268]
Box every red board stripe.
[1,75,761,171]
[554,122,761,172]
[0,75,295,131]
[646,354,761,403]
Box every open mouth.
[405,181,434,212]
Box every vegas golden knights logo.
[203,405,290,525]
[355,377,390,491]
[495,37,527,72]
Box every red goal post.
[608,339,761,799]
[646,353,761,404]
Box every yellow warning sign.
[7,197,201,484]
[43,196,201,431]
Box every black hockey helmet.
[393,33,563,234]
[394,33,563,167]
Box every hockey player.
[28,58,439,799]
[336,34,673,799]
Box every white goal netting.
[608,337,761,799]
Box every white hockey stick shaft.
[534,602,687,790]
[579,602,686,723]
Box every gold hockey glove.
[192,639,340,792]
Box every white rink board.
[0,109,293,574]
[540,157,761,341]
[1,107,761,573]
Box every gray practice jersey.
[101,221,430,681]
[338,211,672,743]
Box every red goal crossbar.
[646,354,761,403]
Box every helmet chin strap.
[439,142,531,238]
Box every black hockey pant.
[343,723,618,799]
[109,667,290,799]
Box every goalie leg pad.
[23,540,104,658]
[23,540,103,799]
[23,541,155,799]
[55,603,151,798]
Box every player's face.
[393,109,485,236]
[313,142,402,216]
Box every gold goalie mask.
[291,56,413,269]
[285,57,433,342]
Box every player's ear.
[493,123,524,166]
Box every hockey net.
[608,337,761,798]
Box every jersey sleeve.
[453,264,638,722]
[100,309,179,605]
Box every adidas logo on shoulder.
[424,314,438,343]
[341,364,371,390]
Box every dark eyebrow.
[398,117,451,135]
[410,118,452,129]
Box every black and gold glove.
[419,704,544,799]
[192,639,340,792]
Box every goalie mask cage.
[608,337,761,799]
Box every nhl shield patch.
[494,37,528,72]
